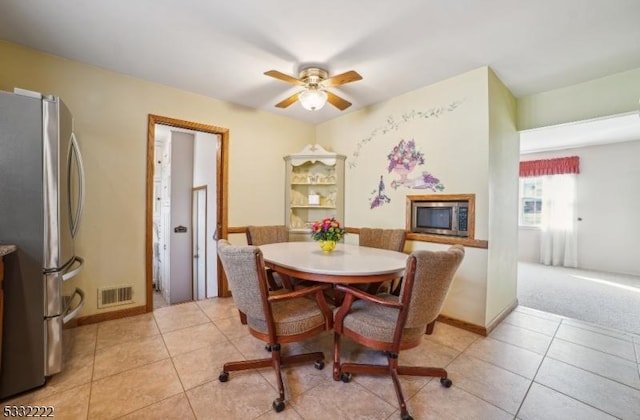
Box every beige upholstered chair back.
[246,225,289,246]
[400,245,465,329]
[217,239,267,322]
[359,228,406,252]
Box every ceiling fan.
[264,67,362,111]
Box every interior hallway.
[4,299,640,419]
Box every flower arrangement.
[387,139,424,172]
[311,217,344,242]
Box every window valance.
[519,156,580,177]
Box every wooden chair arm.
[334,284,404,309]
[333,284,404,329]
[268,283,331,302]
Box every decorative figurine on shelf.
[325,191,337,207]
[311,217,344,253]
[290,213,304,229]
[290,190,305,205]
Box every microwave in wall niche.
[411,200,469,237]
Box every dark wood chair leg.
[238,310,247,325]
[333,331,342,381]
[425,320,435,335]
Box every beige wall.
[0,41,314,317]
[486,69,519,325]
[517,67,640,131]
[316,67,519,328]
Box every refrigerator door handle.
[62,255,84,282]
[62,288,85,324]
[69,132,85,238]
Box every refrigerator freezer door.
[44,271,62,318]
[44,316,63,376]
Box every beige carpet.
[517,262,640,335]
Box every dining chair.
[246,225,293,290]
[358,227,407,294]
[217,239,333,413]
[332,244,465,420]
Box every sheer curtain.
[540,174,578,267]
[520,156,579,268]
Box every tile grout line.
[156,310,200,420]
[521,318,635,419]
[512,314,562,418]
[430,332,520,417]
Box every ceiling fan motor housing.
[299,67,328,87]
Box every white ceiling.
[1,0,639,131]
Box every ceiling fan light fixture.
[299,88,327,111]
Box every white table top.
[259,242,407,279]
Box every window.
[518,156,579,229]
[519,177,542,227]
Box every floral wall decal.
[386,139,445,191]
[387,139,424,177]
[347,100,464,169]
[368,138,445,210]
[369,175,391,209]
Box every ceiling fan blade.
[322,70,362,87]
[264,70,304,85]
[275,92,300,108]
[326,91,352,111]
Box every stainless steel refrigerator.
[0,88,85,399]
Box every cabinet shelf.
[289,228,312,233]
[290,205,336,209]
[284,144,345,242]
[290,182,336,186]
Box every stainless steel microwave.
[411,201,469,237]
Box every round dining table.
[259,241,408,285]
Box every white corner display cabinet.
[284,144,345,242]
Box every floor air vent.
[98,285,133,308]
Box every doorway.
[516,113,640,334]
[145,115,230,312]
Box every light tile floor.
[4,300,640,419]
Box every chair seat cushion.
[248,297,326,337]
[337,294,424,344]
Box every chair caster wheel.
[440,377,452,388]
[265,344,272,352]
[218,372,229,382]
[272,399,285,412]
[340,372,352,383]
[314,360,325,370]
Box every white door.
[169,132,195,304]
